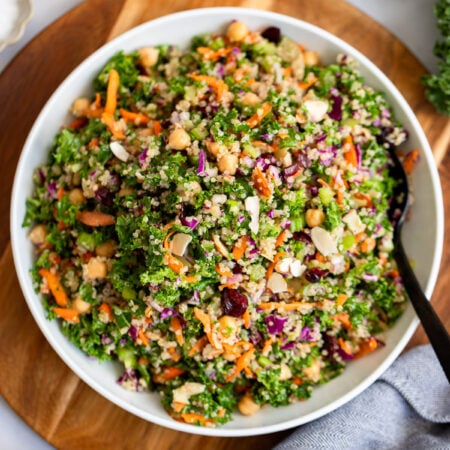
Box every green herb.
[422,0,450,114]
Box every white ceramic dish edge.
[10,7,444,437]
[0,0,33,52]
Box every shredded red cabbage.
[265,314,288,335]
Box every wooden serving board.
[0,1,449,448]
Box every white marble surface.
[0,0,439,448]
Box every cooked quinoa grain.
[24,22,418,427]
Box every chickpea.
[71,97,90,117]
[238,393,260,416]
[168,128,191,150]
[86,257,108,279]
[218,315,239,337]
[72,296,92,315]
[303,50,319,67]
[226,21,249,42]
[72,171,81,186]
[68,188,86,205]
[241,92,261,106]
[117,186,134,197]
[138,47,159,69]
[206,140,226,157]
[217,153,238,175]
[274,146,293,167]
[28,224,48,245]
[305,208,325,228]
[95,240,117,258]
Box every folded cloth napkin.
[274,344,450,450]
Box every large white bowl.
[10,7,444,437]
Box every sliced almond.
[342,209,366,234]
[212,234,229,258]
[267,272,288,293]
[290,259,306,278]
[303,99,329,123]
[170,233,192,257]
[110,141,130,162]
[245,196,260,234]
[311,227,338,256]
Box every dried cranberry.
[233,264,244,274]
[292,231,312,244]
[95,186,114,206]
[282,162,300,179]
[221,288,248,317]
[261,26,281,44]
[304,267,329,283]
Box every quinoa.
[24,21,418,427]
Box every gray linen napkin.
[274,345,450,450]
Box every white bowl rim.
[10,6,444,437]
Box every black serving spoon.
[388,147,450,383]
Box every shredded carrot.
[215,264,233,278]
[225,347,255,382]
[76,210,115,227]
[250,140,276,152]
[354,337,378,359]
[197,46,232,61]
[343,135,358,167]
[39,269,68,307]
[258,301,317,312]
[93,92,102,108]
[298,76,318,90]
[354,192,373,207]
[183,275,199,283]
[242,309,250,329]
[105,69,120,114]
[360,237,376,253]
[119,108,150,125]
[153,120,162,136]
[283,67,293,78]
[246,102,272,128]
[101,111,126,140]
[252,166,272,199]
[88,138,99,148]
[168,346,181,362]
[138,329,149,347]
[403,149,420,174]
[262,338,273,355]
[315,252,326,263]
[193,307,220,349]
[171,316,184,346]
[67,117,87,130]
[338,337,353,356]
[98,302,113,321]
[336,294,348,307]
[181,413,215,426]
[243,77,255,87]
[163,231,175,251]
[265,251,287,280]
[172,401,186,413]
[153,366,185,383]
[54,307,79,323]
[332,313,351,330]
[232,235,248,260]
[389,269,400,278]
[165,254,184,274]
[188,73,228,101]
[292,376,303,386]
[275,230,288,248]
[188,335,208,357]
[57,187,65,201]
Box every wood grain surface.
[0,0,449,449]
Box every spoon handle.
[394,238,450,384]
